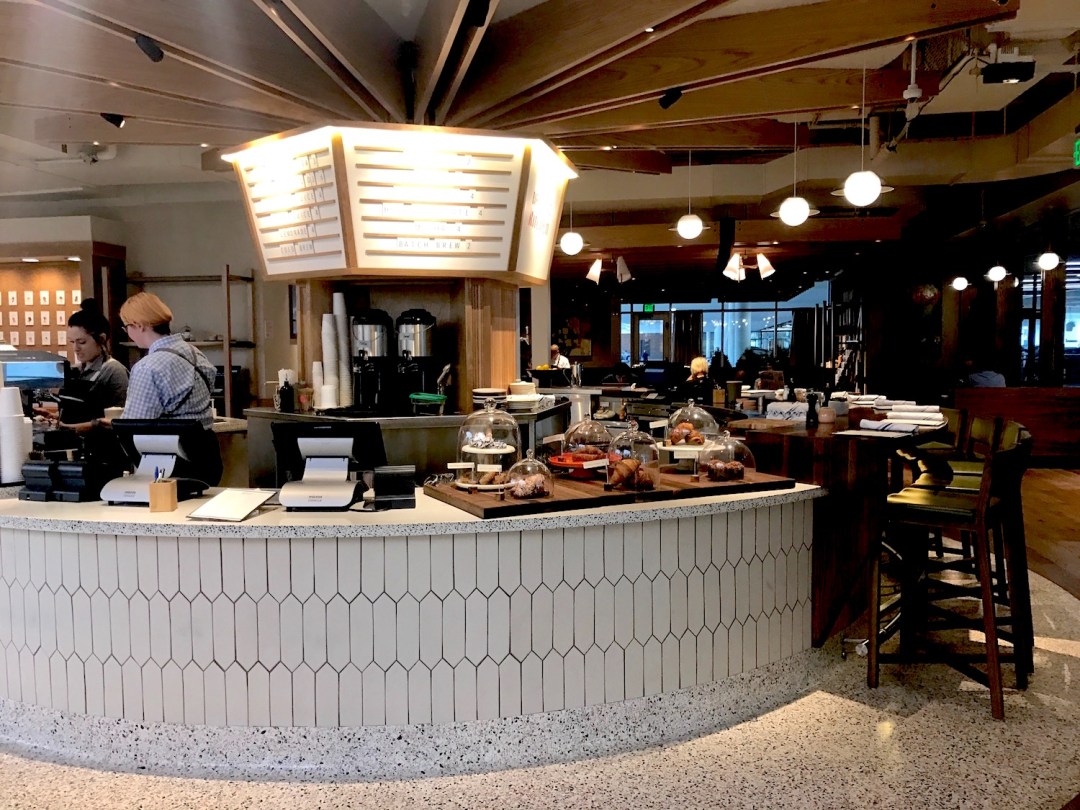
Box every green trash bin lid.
[409,392,446,403]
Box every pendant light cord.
[687,148,692,214]
[860,63,867,171]
[792,122,798,194]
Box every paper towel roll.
[0,386,21,417]
[320,384,338,412]
[312,361,324,409]
[334,310,352,408]
[0,413,27,483]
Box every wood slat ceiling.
[0,0,1075,294]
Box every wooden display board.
[0,263,82,360]
[424,469,796,520]
[228,123,574,285]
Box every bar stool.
[868,440,1029,720]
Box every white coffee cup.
[103,406,124,420]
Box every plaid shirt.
[122,334,216,429]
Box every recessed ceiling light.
[92,141,100,146]
[645,26,655,33]
[21,258,39,263]
[200,143,209,148]
[66,256,81,262]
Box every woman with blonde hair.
[117,291,222,486]
[681,355,716,404]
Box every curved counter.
[0,485,821,777]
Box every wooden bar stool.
[868,441,1029,720]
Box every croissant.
[609,457,641,486]
[676,421,695,431]
[669,427,689,445]
[687,430,705,445]
[632,465,655,490]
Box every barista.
[549,344,571,369]
[115,292,223,486]
[35,300,128,432]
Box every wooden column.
[996,276,1022,383]
[461,278,519,413]
[1039,266,1066,386]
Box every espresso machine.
[395,309,443,410]
[350,309,395,414]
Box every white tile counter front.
[0,485,822,778]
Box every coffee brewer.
[351,309,395,414]
[395,308,441,410]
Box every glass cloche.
[553,414,612,478]
[457,399,521,487]
[607,422,660,491]
[697,431,756,481]
[666,399,719,446]
[506,450,554,499]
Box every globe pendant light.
[951,276,969,291]
[1037,250,1060,271]
[986,265,1007,282]
[559,200,583,255]
[676,149,704,239]
[773,122,817,226]
[843,65,883,207]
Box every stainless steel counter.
[244,401,571,486]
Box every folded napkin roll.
[859,419,919,434]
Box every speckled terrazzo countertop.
[0,484,821,537]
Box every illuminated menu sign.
[228,124,575,283]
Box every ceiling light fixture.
[134,33,165,63]
[772,122,818,226]
[586,258,602,283]
[616,256,632,283]
[658,87,683,110]
[560,200,583,256]
[21,258,39,263]
[1037,250,1060,271]
[676,150,704,239]
[100,113,126,129]
[951,276,969,291]
[843,64,884,207]
[723,253,776,282]
[66,256,81,262]
[987,265,1007,282]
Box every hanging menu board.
[339,128,525,274]
[228,124,575,284]
[233,129,348,277]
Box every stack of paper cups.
[332,293,352,408]
[0,386,21,416]
[312,361,324,409]
[321,314,338,409]
[0,386,25,483]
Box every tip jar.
[607,421,660,491]
[506,450,554,499]
[698,431,756,481]
[456,399,521,488]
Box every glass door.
[631,313,671,362]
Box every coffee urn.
[351,309,394,413]
[396,309,439,409]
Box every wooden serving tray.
[424,469,795,519]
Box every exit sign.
[1075,137,1080,168]
[643,303,655,314]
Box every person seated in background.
[963,354,1006,388]
[549,344,571,369]
[603,362,633,384]
[680,355,716,403]
[708,350,732,383]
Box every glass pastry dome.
[698,431,756,481]
[667,400,719,445]
[564,415,613,455]
[457,399,521,484]
[506,450,554,499]
[607,422,660,490]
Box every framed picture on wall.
[42,332,51,346]
[39,290,49,306]
[6,313,15,326]
[71,290,81,305]
[9,331,18,346]
[40,312,49,326]
[56,311,66,326]
[8,291,17,306]
[56,290,66,305]
[23,291,33,306]
[23,312,33,326]
[56,331,66,346]
[24,332,35,346]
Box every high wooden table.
[735,417,917,645]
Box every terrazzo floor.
[0,573,1077,809]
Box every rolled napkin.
[894,404,940,412]
[766,401,809,421]
[312,361,324,409]
[0,386,21,417]
[885,412,947,424]
[859,419,919,434]
[872,399,917,409]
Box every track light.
[134,33,165,63]
[100,113,126,129]
[658,87,683,110]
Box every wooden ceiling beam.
[277,0,407,122]
[556,120,809,150]
[412,0,470,123]
[537,69,928,138]
[429,1,500,125]
[0,60,296,135]
[446,0,736,127]
[561,149,674,174]
[484,0,1018,129]
[14,2,344,122]
[32,111,273,147]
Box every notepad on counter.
[188,489,277,522]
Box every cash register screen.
[0,351,67,389]
[271,421,387,487]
